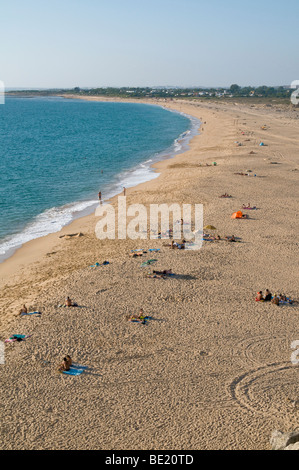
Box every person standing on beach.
[123,187,126,196]
[98,191,101,201]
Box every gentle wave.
[0,199,99,260]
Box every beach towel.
[140,259,158,267]
[20,311,41,316]
[149,249,160,252]
[129,315,152,324]
[62,364,88,376]
[279,299,294,305]
[5,334,32,343]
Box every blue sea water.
[0,96,199,261]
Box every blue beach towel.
[63,368,84,376]
[62,364,88,376]
[129,316,152,324]
[89,261,109,268]
[21,311,41,316]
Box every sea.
[0,96,200,262]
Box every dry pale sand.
[0,97,298,450]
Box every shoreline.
[0,97,199,265]
[1,96,298,321]
[1,97,298,450]
[0,97,211,331]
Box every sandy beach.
[0,97,298,450]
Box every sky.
[0,0,298,89]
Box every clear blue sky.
[0,0,298,88]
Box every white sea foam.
[0,199,98,261]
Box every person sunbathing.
[130,251,144,257]
[264,289,272,301]
[9,335,27,342]
[162,241,174,248]
[255,291,264,301]
[65,355,72,368]
[18,305,28,316]
[145,272,165,278]
[167,240,185,249]
[173,240,186,249]
[127,309,147,323]
[65,297,78,307]
[145,269,171,279]
[219,193,232,198]
[153,269,172,276]
[271,295,279,306]
[58,356,72,372]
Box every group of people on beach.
[255,290,295,305]
[13,160,297,378]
